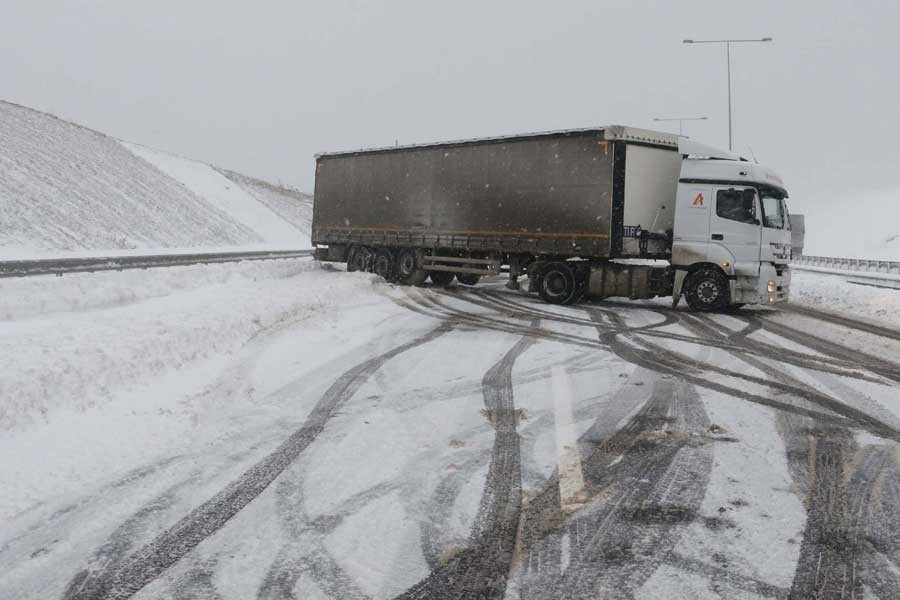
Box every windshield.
[761,194,786,229]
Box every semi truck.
[311,126,792,311]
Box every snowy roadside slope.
[124,142,307,244]
[217,168,313,244]
[0,100,259,256]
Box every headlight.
[767,280,777,293]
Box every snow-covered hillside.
[124,142,310,245]
[0,100,311,257]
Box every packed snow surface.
[2,258,900,599]
[791,268,900,329]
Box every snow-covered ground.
[790,268,900,329]
[2,261,900,599]
[0,258,374,518]
[0,100,311,257]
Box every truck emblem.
[692,193,704,206]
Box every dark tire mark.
[783,304,900,342]
[169,557,223,600]
[515,376,712,599]
[260,470,400,600]
[394,323,537,600]
[408,289,875,433]
[459,289,878,385]
[665,553,790,598]
[677,311,900,598]
[787,427,860,599]
[62,324,452,600]
[753,313,900,385]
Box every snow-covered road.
[3,262,900,599]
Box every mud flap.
[671,269,688,308]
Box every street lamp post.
[683,37,772,150]
[652,116,708,136]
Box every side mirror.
[753,219,761,226]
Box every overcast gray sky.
[2,0,899,218]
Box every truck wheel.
[373,249,394,280]
[396,248,427,286]
[348,246,373,272]
[457,273,481,286]
[429,271,455,286]
[684,268,730,312]
[538,262,578,305]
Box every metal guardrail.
[793,254,900,275]
[0,249,314,279]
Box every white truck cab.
[671,140,792,310]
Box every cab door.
[710,187,762,276]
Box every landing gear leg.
[506,256,525,290]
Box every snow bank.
[0,260,371,434]
[124,142,305,244]
[0,257,313,321]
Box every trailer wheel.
[396,248,427,286]
[457,273,481,286]
[538,262,578,305]
[684,268,730,312]
[429,271,455,287]
[348,246,373,272]
[373,249,395,280]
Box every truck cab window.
[716,188,757,225]
[761,195,786,229]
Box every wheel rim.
[541,268,572,301]
[352,252,368,272]
[374,256,391,278]
[546,273,567,295]
[398,253,416,277]
[696,279,719,304]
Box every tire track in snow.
[681,313,900,598]
[515,376,712,600]
[62,323,452,600]
[753,312,900,385]
[396,289,900,595]
[393,322,537,600]
[782,304,900,343]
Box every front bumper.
[731,263,790,305]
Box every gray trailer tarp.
[313,130,618,257]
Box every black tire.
[348,246,373,273]
[429,270,455,286]
[395,248,428,286]
[373,249,394,280]
[684,268,730,312]
[538,261,579,305]
[456,273,481,286]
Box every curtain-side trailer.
[312,126,792,311]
